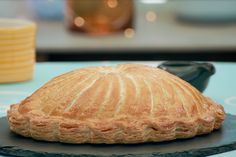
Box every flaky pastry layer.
[8,102,224,144]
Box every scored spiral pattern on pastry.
[8,64,225,144]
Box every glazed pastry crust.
[7,64,225,144]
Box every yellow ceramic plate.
[0,49,34,57]
[0,18,36,35]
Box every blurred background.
[1,0,236,61]
[2,2,236,157]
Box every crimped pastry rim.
[8,102,225,144]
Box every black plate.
[1,115,236,157]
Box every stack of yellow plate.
[0,18,36,83]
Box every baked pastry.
[7,64,225,144]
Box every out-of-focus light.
[74,16,85,27]
[146,11,157,22]
[124,28,135,38]
[107,0,118,8]
[140,0,167,4]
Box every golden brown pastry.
[7,64,225,144]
